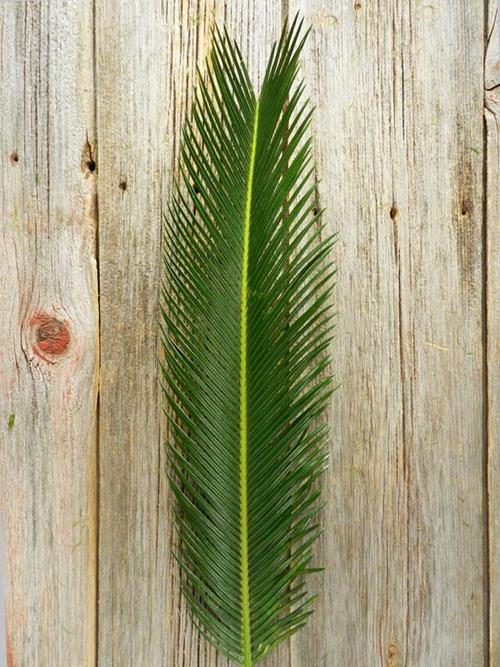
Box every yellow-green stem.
[239,100,260,667]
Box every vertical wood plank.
[0,1,98,664]
[398,2,485,663]
[96,1,219,664]
[288,3,406,665]
[486,2,500,663]
[95,1,169,663]
[290,1,486,665]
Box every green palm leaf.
[160,15,335,666]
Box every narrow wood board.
[396,2,485,662]
[0,1,98,664]
[95,0,172,662]
[289,3,407,664]
[486,1,500,663]
[96,0,292,664]
[290,1,486,665]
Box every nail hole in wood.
[390,205,398,220]
[10,151,19,165]
[119,179,127,191]
[86,159,96,173]
[354,1,362,9]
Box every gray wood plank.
[486,2,500,664]
[95,0,172,663]
[288,3,407,665]
[0,1,98,664]
[289,1,486,665]
[397,2,485,662]
[95,1,231,664]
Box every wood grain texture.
[395,3,485,662]
[0,0,495,665]
[95,0,170,663]
[486,2,500,664]
[288,4,407,665]
[290,0,486,665]
[0,1,98,665]
[95,1,230,664]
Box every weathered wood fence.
[0,1,498,665]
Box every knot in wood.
[31,313,70,357]
[387,640,400,665]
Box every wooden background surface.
[0,0,498,665]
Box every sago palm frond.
[160,15,335,666]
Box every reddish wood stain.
[6,629,14,667]
[30,313,70,358]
